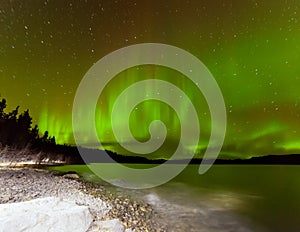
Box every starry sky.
[0,0,300,159]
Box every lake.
[50,164,300,231]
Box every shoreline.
[0,167,166,232]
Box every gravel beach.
[0,167,166,232]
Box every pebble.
[0,168,166,231]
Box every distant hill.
[213,154,300,165]
[76,150,300,165]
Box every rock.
[0,197,92,232]
[63,173,80,179]
[94,219,125,232]
[0,195,11,202]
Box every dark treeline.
[0,98,56,148]
[0,97,85,164]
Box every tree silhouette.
[0,97,56,148]
[42,131,49,141]
[30,125,39,141]
[0,97,88,164]
[0,98,6,119]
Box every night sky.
[1,0,300,159]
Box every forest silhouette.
[0,97,87,165]
[0,98,55,149]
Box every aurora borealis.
[1,0,300,159]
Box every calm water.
[51,165,300,232]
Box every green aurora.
[1,0,300,159]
